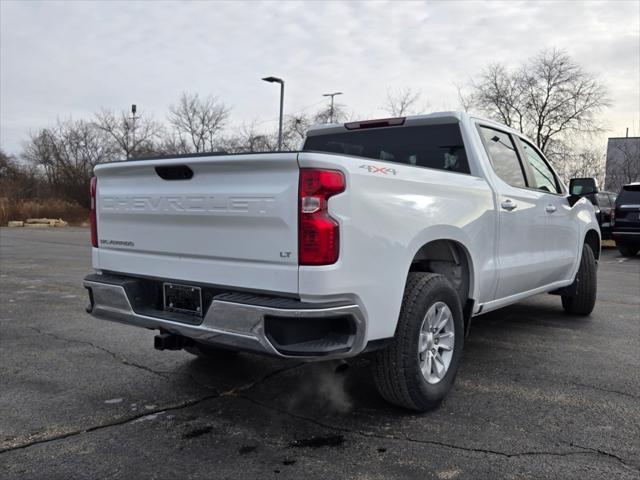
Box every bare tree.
[0,149,44,200]
[548,141,606,187]
[383,87,426,116]
[458,64,526,128]
[24,119,118,207]
[156,129,190,156]
[282,114,312,150]
[94,108,161,159]
[168,93,230,153]
[460,48,610,154]
[218,114,314,154]
[313,102,347,124]
[574,149,607,188]
[221,122,278,153]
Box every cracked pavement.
[1,227,639,479]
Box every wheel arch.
[584,229,601,261]
[407,237,476,333]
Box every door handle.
[501,199,517,211]
[545,204,557,213]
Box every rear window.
[617,184,640,204]
[302,124,470,174]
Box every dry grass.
[0,197,88,226]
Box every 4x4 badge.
[359,164,397,175]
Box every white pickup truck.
[84,112,600,411]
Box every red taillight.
[298,169,345,265]
[90,176,98,248]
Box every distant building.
[604,136,640,192]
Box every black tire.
[372,272,464,411]
[561,244,597,316]
[184,342,238,361]
[618,244,639,257]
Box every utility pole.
[322,92,343,123]
[130,104,138,159]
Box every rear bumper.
[83,274,367,360]
[612,231,640,243]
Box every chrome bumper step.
[83,274,366,360]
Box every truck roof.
[306,111,524,138]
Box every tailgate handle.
[155,165,193,180]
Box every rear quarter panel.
[297,152,496,341]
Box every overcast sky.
[1,0,638,155]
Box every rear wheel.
[184,342,238,361]
[561,244,597,316]
[372,272,464,411]
[618,244,639,257]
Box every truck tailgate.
[93,153,300,294]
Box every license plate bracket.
[163,283,203,316]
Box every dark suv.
[612,183,640,257]
[585,191,617,240]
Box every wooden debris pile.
[7,218,69,228]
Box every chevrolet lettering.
[101,195,277,214]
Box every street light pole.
[129,104,138,159]
[262,76,285,150]
[322,92,343,123]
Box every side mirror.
[568,178,599,207]
[569,177,599,196]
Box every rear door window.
[479,126,527,188]
[302,123,470,174]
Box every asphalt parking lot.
[1,227,639,479]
